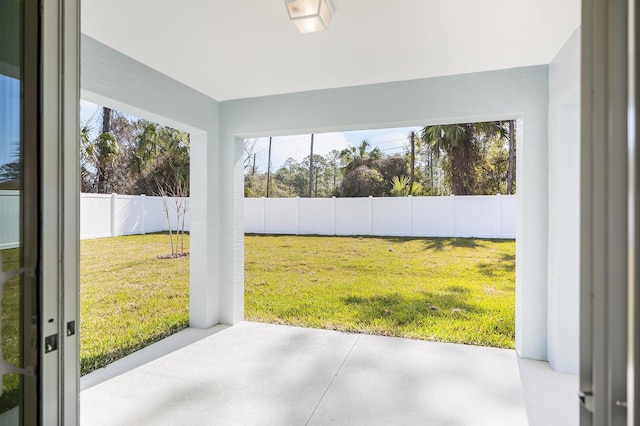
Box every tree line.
[80,110,515,199]
[245,120,516,198]
[80,107,190,196]
[81,106,191,255]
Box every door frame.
[39,0,80,424]
[580,0,632,424]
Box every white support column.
[515,113,549,362]
[189,131,219,328]
[547,102,580,374]
[217,136,245,325]
[546,26,581,375]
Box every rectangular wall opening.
[78,101,191,378]
[243,122,517,350]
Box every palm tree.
[390,175,421,196]
[130,123,190,195]
[339,139,382,173]
[80,119,121,193]
[421,122,503,195]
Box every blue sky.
[80,99,103,133]
[2,96,107,168]
[0,75,20,168]
[81,99,102,123]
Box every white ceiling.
[81,0,580,101]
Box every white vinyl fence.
[245,195,516,239]
[0,192,515,248]
[80,193,191,240]
[0,191,19,250]
[0,192,191,249]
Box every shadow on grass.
[502,253,515,262]
[343,291,483,327]
[385,237,488,251]
[425,238,481,250]
[116,231,190,237]
[476,253,516,278]
[245,234,505,253]
[446,285,471,294]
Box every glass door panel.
[0,0,35,423]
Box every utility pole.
[409,131,416,195]
[98,107,112,193]
[266,137,272,198]
[308,133,314,197]
[252,153,256,176]
[429,149,434,193]
[507,120,515,194]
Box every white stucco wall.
[81,35,223,328]
[220,66,550,360]
[547,28,581,374]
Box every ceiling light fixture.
[285,0,333,34]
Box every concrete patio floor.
[80,321,578,426]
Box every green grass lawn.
[80,233,189,375]
[245,235,515,348]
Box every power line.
[367,137,408,147]
[378,145,408,153]
[247,133,417,167]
